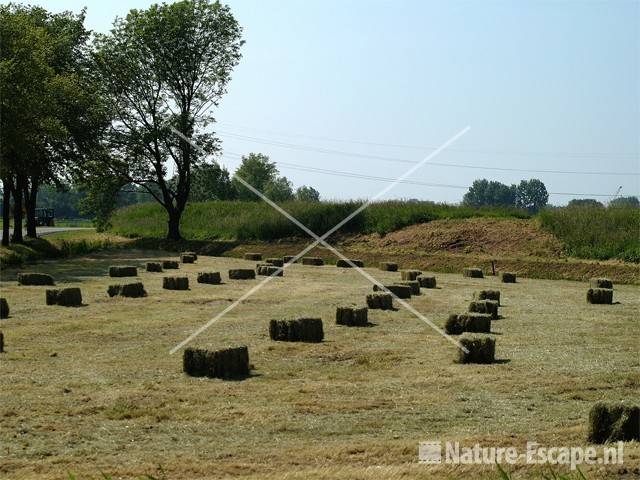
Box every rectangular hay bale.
[379,262,398,272]
[468,300,499,319]
[0,298,8,319]
[589,278,613,289]
[463,267,484,278]
[244,253,262,261]
[444,313,491,335]
[366,293,393,310]
[229,269,256,280]
[256,265,283,277]
[336,259,364,268]
[587,288,613,304]
[395,281,420,295]
[301,257,324,266]
[108,282,147,298]
[269,318,324,342]
[400,270,422,281]
[163,276,189,290]
[266,258,284,267]
[197,272,221,284]
[146,262,163,272]
[455,334,495,364]
[45,288,82,307]
[183,346,249,379]
[17,273,55,286]
[587,402,640,443]
[162,260,179,269]
[417,275,436,288]
[180,253,196,264]
[283,255,297,264]
[501,272,517,283]
[336,306,368,326]
[109,266,138,277]
[473,290,501,305]
[373,284,412,299]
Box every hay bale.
[162,260,179,269]
[587,402,640,443]
[183,345,249,379]
[469,300,499,319]
[283,255,297,264]
[266,258,284,267]
[162,276,189,290]
[455,334,495,364]
[336,306,368,326]
[400,269,422,281]
[17,273,54,286]
[0,331,3,353]
[373,284,412,299]
[269,318,324,343]
[244,252,262,261]
[256,265,283,277]
[229,269,256,280]
[395,281,420,295]
[108,266,138,277]
[379,262,398,272]
[444,313,491,335]
[417,275,436,288]
[107,282,147,298]
[182,251,198,260]
[366,292,393,310]
[45,288,82,307]
[501,272,517,283]
[590,278,613,289]
[463,267,484,278]
[301,257,324,266]
[0,298,8,319]
[197,272,221,284]
[180,253,196,264]
[587,288,613,304]
[146,262,163,272]
[336,259,364,268]
[474,290,501,305]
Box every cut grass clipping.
[336,259,364,268]
[108,266,138,277]
[269,318,324,343]
[474,290,501,305]
[0,298,8,319]
[301,257,324,266]
[180,253,196,264]
[256,265,283,277]
[366,292,393,310]
[455,333,496,364]
[162,260,179,269]
[266,258,284,267]
[229,268,256,280]
[373,284,412,299]
[463,267,484,278]
[244,252,262,261]
[183,346,249,379]
[17,272,55,286]
[197,272,221,285]
[400,269,422,281]
[501,272,517,283]
[146,262,163,272]
[589,278,613,289]
[587,288,613,305]
[379,261,398,272]
[395,280,420,295]
[417,275,436,288]
[336,306,368,326]
[445,313,491,335]
[163,276,189,290]
[45,288,82,307]
[107,282,147,298]
[587,402,640,443]
[469,300,499,319]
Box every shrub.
[336,259,364,268]
[501,272,517,283]
[445,313,491,335]
[379,262,398,272]
[587,288,613,304]
[229,269,256,280]
[109,266,138,277]
[146,262,163,272]
[197,272,221,284]
[108,282,147,298]
[455,334,496,364]
[163,276,189,290]
[269,318,324,343]
[183,346,250,379]
[0,298,8,319]
[366,293,393,310]
[336,306,368,326]
[417,275,436,288]
[17,273,55,286]
[46,288,83,307]
[587,402,640,443]
[400,270,422,281]
[463,268,483,278]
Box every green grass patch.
[539,206,640,262]
[109,200,528,241]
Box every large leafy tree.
[295,185,320,202]
[609,196,639,208]
[186,163,235,201]
[515,178,549,213]
[462,179,516,207]
[91,0,243,240]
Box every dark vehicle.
[35,208,55,227]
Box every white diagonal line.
[170,126,470,353]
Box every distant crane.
[611,186,622,201]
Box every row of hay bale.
[586,278,614,304]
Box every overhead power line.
[217,130,640,177]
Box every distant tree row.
[567,196,639,208]
[462,178,549,213]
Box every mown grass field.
[1,251,638,479]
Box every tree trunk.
[1,177,11,246]
[12,175,24,243]
[166,208,182,241]
[24,177,38,238]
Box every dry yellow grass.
[0,250,638,479]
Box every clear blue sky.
[27,0,640,204]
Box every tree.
[462,179,516,207]
[264,176,294,202]
[516,179,548,213]
[232,153,292,201]
[296,185,320,202]
[609,196,639,208]
[91,0,243,240]
[567,198,603,208]
[187,163,235,201]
